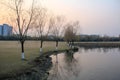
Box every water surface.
[48,48,120,80]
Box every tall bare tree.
[3,0,36,60]
[33,8,53,54]
[50,15,65,51]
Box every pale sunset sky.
[0,0,120,36]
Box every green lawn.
[0,41,68,77]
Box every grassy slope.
[0,41,68,77]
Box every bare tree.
[64,21,80,48]
[3,0,36,60]
[50,15,65,51]
[33,8,53,54]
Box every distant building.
[0,24,13,36]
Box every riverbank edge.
[73,42,120,48]
[1,48,76,80]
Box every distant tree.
[50,15,65,51]
[64,24,74,45]
[119,35,120,41]
[3,0,37,60]
[32,7,52,54]
[64,21,80,48]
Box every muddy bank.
[2,55,52,80]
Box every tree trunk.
[20,41,25,60]
[72,41,74,48]
[56,41,58,51]
[40,40,43,53]
[70,41,72,48]
[68,41,70,47]
[56,54,58,63]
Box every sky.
[42,0,120,36]
[0,0,120,36]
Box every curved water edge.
[1,48,78,80]
[2,47,120,80]
[48,47,120,80]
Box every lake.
[48,47,120,80]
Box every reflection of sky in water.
[48,48,120,80]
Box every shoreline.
[2,41,120,79]
[73,42,120,47]
[1,49,72,80]
[0,41,68,80]
[1,55,52,80]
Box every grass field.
[0,41,68,77]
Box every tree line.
[78,35,120,42]
[0,34,120,42]
[1,0,80,60]
[2,0,119,60]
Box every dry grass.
[0,41,68,77]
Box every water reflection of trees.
[64,51,80,78]
[118,47,120,51]
[48,53,65,80]
[48,51,80,80]
[80,47,119,53]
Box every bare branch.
[23,0,35,36]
